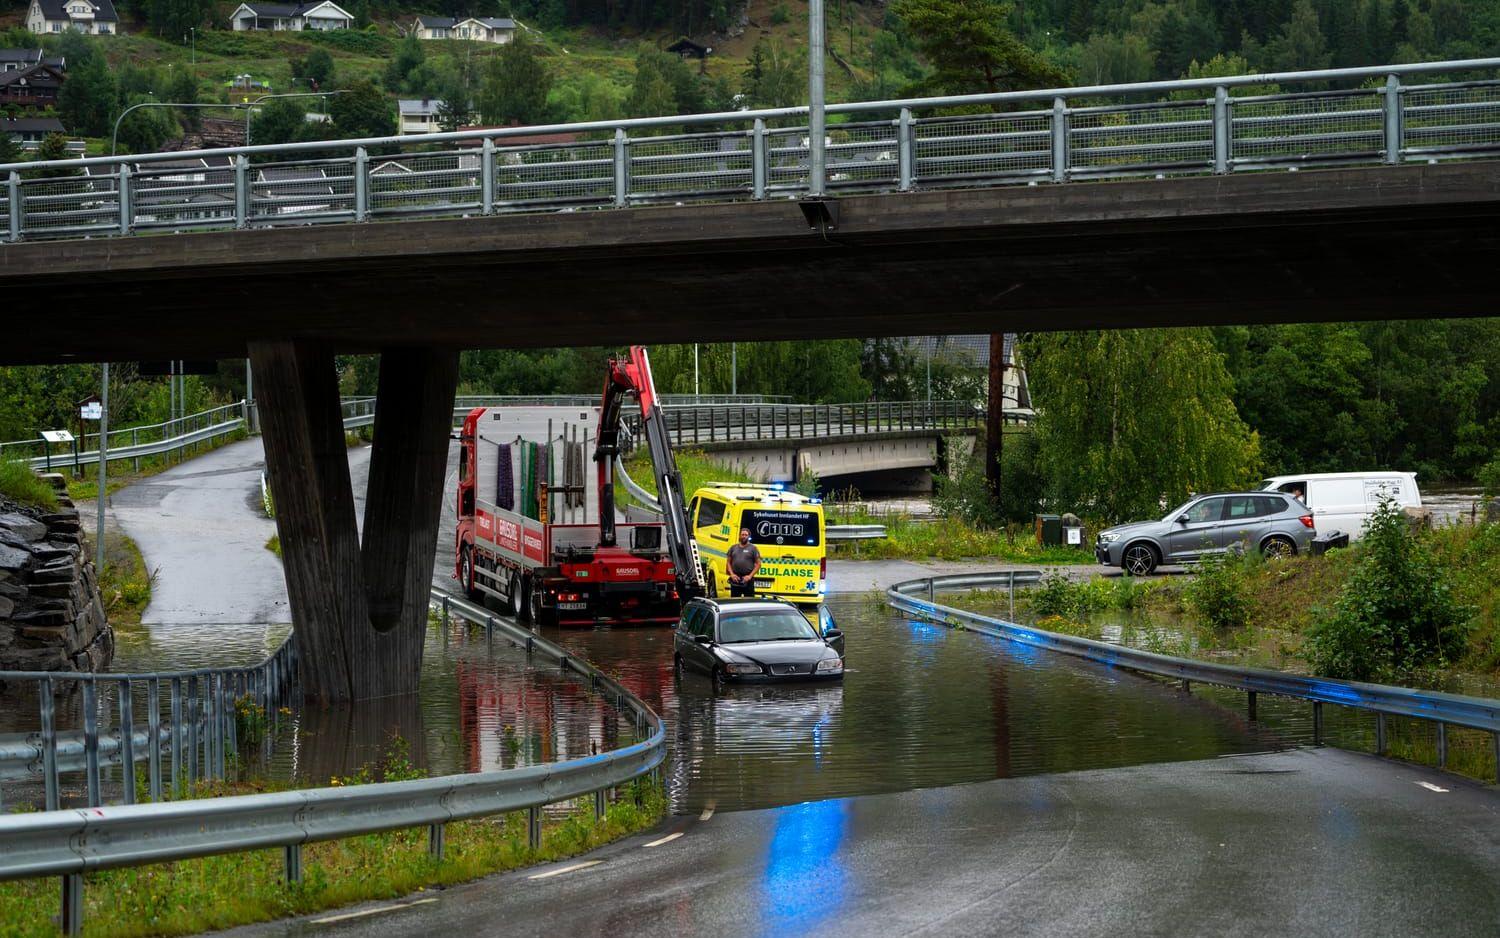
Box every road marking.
[528,860,602,880]
[1416,781,1449,793]
[699,807,715,821]
[644,832,683,848]
[311,898,436,925]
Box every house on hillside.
[407,14,514,43]
[2,116,65,148]
[666,37,711,59]
[25,0,120,35]
[0,48,65,72]
[903,334,1033,417]
[86,156,237,228]
[228,1,354,32]
[398,98,444,135]
[0,62,66,107]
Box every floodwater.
[8,597,1320,813]
[547,596,1296,814]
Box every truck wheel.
[509,571,528,621]
[529,580,552,627]
[460,547,479,601]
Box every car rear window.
[741,509,821,547]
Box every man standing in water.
[726,528,761,597]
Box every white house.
[398,98,444,135]
[407,15,514,43]
[229,1,354,32]
[25,0,119,36]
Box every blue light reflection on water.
[758,799,850,936]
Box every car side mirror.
[824,629,843,641]
[1176,516,1189,525]
[694,634,713,645]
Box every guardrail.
[0,588,666,934]
[4,58,1500,244]
[0,634,298,812]
[1,402,249,473]
[887,572,1500,778]
[340,395,999,441]
[826,523,887,542]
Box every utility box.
[1060,512,1084,547]
[1311,531,1350,556]
[1035,514,1062,546]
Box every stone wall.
[0,474,112,672]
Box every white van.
[1259,472,1422,540]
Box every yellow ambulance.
[688,482,827,611]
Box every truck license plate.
[558,602,588,611]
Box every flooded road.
[546,596,1294,814]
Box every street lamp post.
[111,100,231,156]
[808,0,826,196]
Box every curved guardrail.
[888,572,1500,775]
[0,402,249,472]
[4,59,1500,243]
[0,587,666,935]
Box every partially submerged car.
[674,598,844,685]
[1095,492,1315,576]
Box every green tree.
[1073,32,1155,86]
[26,133,81,178]
[476,35,553,126]
[0,125,21,166]
[249,98,313,146]
[625,48,707,117]
[116,96,178,153]
[1022,329,1261,521]
[145,0,214,38]
[295,49,337,90]
[890,0,1069,94]
[385,35,426,90]
[1261,0,1331,72]
[330,80,396,139]
[57,54,116,138]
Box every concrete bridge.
[7,57,1500,702]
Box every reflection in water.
[550,597,1294,815]
[95,595,1306,812]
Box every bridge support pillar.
[250,341,458,704]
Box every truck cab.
[689,484,827,611]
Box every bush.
[0,461,58,510]
[1183,551,1255,630]
[1306,500,1473,680]
[933,439,1002,528]
[770,3,790,24]
[1479,455,1500,499]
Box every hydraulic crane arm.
[595,346,705,598]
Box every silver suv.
[1095,492,1315,576]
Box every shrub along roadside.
[1306,501,1474,681]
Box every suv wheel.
[1261,535,1296,560]
[1122,542,1158,577]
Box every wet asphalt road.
[229,747,1499,938]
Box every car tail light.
[820,557,827,578]
[1299,515,1315,529]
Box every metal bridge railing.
[4,58,1500,244]
[888,572,1500,778]
[624,399,989,446]
[0,589,666,935]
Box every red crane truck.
[454,346,704,626]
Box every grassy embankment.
[621,449,1090,564]
[952,521,1500,781]
[0,752,666,937]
